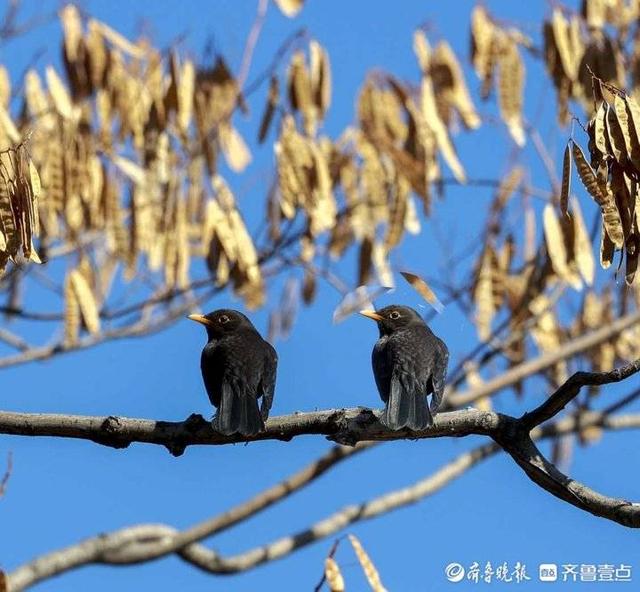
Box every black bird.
[188,309,277,436]
[360,305,449,431]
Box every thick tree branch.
[0,408,500,455]
[501,434,640,528]
[7,410,640,591]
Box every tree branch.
[7,410,640,591]
[6,441,499,591]
[102,442,374,564]
[521,359,640,429]
[446,309,640,408]
[0,408,501,455]
[0,451,12,497]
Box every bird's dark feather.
[370,306,448,431]
[197,313,277,436]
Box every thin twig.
[0,451,12,497]
[237,0,269,88]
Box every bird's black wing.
[259,341,278,421]
[372,339,392,404]
[201,342,224,408]
[429,336,449,414]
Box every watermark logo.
[539,564,558,582]
[445,563,466,583]
[443,562,632,584]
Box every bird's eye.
[219,315,230,324]
[389,311,400,320]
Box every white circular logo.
[445,563,465,583]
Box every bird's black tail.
[382,387,433,431]
[213,383,264,436]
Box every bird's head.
[359,304,425,336]
[188,309,254,339]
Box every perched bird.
[188,309,277,436]
[360,305,449,431]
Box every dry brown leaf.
[288,50,315,135]
[624,94,640,170]
[274,0,304,18]
[594,101,609,156]
[550,8,580,81]
[219,123,252,172]
[404,194,421,235]
[470,6,495,86]
[358,236,373,287]
[571,198,595,286]
[413,29,431,72]
[497,34,525,146]
[258,76,279,143]
[324,557,345,592]
[572,141,624,248]
[63,273,80,346]
[600,221,615,269]
[420,77,466,183]
[0,106,19,144]
[28,159,41,199]
[0,66,9,109]
[560,142,571,216]
[474,245,495,341]
[432,41,481,129]
[60,4,82,62]
[177,59,195,133]
[70,269,101,335]
[606,102,627,164]
[543,204,582,290]
[372,242,394,287]
[349,535,388,592]
[46,66,74,119]
[400,270,444,313]
[92,19,147,58]
[626,234,639,284]
[302,268,317,304]
[492,166,523,214]
[613,94,633,161]
[310,40,331,118]
[112,155,146,185]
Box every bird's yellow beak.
[188,313,214,327]
[359,310,383,322]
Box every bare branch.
[237,0,270,88]
[501,434,640,528]
[447,309,640,408]
[521,359,640,429]
[102,442,374,564]
[0,408,501,455]
[313,538,343,592]
[0,451,12,497]
[0,291,213,370]
[6,441,497,591]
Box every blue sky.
[2,1,640,590]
